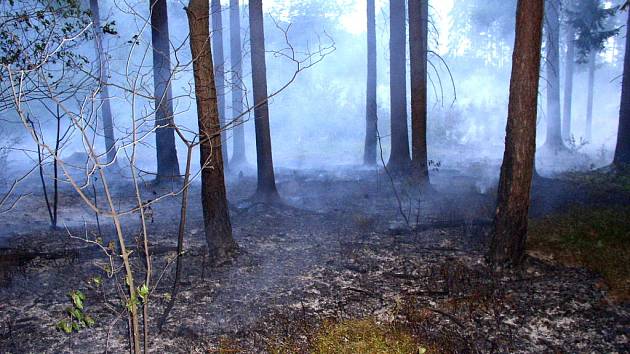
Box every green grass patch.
[528,207,630,302]
[564,168,630,193]
[309,318,423,354]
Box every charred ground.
[0,167,628,353]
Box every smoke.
[0,0,624,185]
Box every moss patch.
[309,318,420,354]
[527,207,630,302]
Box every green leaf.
[92,276,102,287]
[69,308,84,322]
[56,320,73,334]
[126,296,140,311]
[70,290,85,310]
[138,284,149,302]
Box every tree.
[543,0,565,151]
[0,1,90,226]
[249,0,280,202]
[585,49,596,141]
[187,0,238,260]
[229,0,248,169]
[449,0,517,67]
[211,0,229,170]
[89,0,117,165]
[363,0,377,166]
[489,0,544,266]
[387,0,411,172]
[409,0,430,185]
[149,0,181,182]
[0,1,91,110]
[568,0,619,142]
[563,1,576,141]
[614,8,630,167]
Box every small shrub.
[56,290,95,334]
[565,135,589,154]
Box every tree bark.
[543,0,565,150]
[387,0,411,172]
[614,10,630,167]
[249,0,279,201]
[586,50,596,142]
[211,0,229,170]
[363,0,377,166]
[489,0,544,266]
[229,0,248,168]
[187,0,238,261]
[409,0,430,185]
[150,0,181,182]
[563,24,575,141]
[89,0,117,165]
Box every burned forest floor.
[0,166,628,353]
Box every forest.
[0,0,628,352]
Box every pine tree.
[150,0,181,182]
[489,0,544,266]
[187,0,238,261]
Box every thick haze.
[2,0,625,180]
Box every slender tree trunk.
[489,0,544,266]
[150,0,180,182]
[363,0,377,166]
[89,0,117,165]
[544,0,564,150]
[409,0,429,185]
[586,50,596,142]
[187,0,238,261]
[53,109,60,228]
[387,0,411,172]
[32,122,53,228]
[563,24,575,141]
[229,0,248,168]
[614,11,630,167]
[211,0,229,170]
[157,144,193,331]
[249,0,279,201]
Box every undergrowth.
[266,311,466,354]
[564,168,630,194]
[309,318,419,354]
[528,206,630,302]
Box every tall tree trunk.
[150,0,180,182]
[229,0,248,168]
[586,50,596,142]
[249,0,279,201]
[489,0,544,266]
[89,0,117,165]
[563,24,575,141]
[409,0,429,185]
[544,0,564,150]
[211,0,229,170]
[614,11,630,167]
[187,0,238,261]
[363,0,377,166]
[387,0,411,172]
